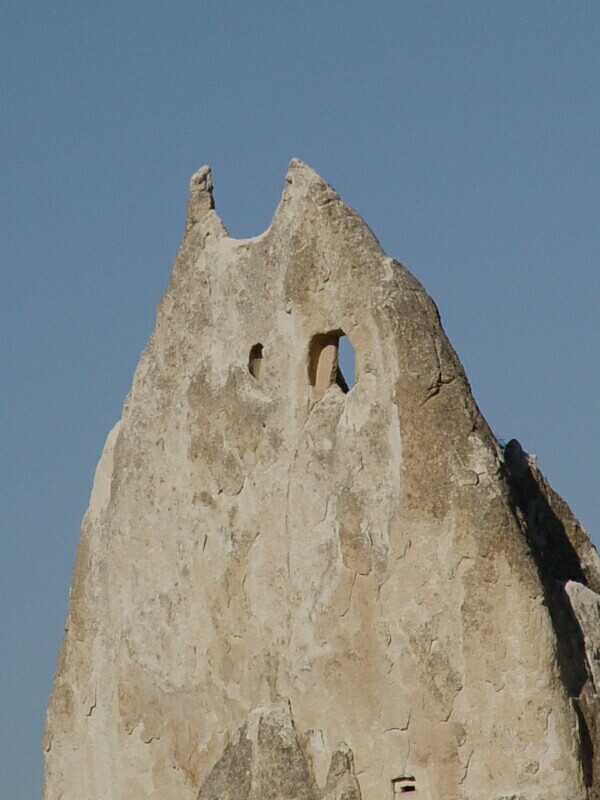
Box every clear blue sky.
[1,3,598,796]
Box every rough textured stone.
[197,700,319,800]
[565,582,600,691]
[322,742,362,800]
[44,160,600,800]
[197,700,360,800]
[186,165,214,232]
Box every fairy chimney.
[43,161,600,800]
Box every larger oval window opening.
[308,330,355,398]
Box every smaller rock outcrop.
[197,700,361,800]
[186,165,214,231]
[322,743,362,800]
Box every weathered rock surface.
[44,161,600,800]
[197,699,319,800]
[197,699,361,800]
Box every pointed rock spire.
[322,743,362,800]
[186,165,214,231]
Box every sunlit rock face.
[44,161,600,800]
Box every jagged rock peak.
[285,157,334,185]
[183,158,330,242]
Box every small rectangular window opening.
[248,343,264,380]
[392,776,416,794]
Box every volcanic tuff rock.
[197,699,362,800]
[44,160,600,800]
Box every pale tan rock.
[565,581,600,691]
[185,165,214,232]
[322,741,362,800]
[44,160,599,800]
[197,699,320,800]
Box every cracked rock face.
[44,161,600,800]
[197,699,319,800]
[198,700,361,800]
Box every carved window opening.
[248,343,264,380]
[308,330,351,398]
[392,776,416,794]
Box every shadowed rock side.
[44,161,600,800]
[504,439,600,799]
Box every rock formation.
[44,160,600,800]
